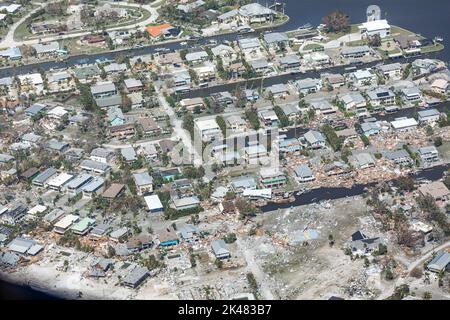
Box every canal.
[1,0,449,78]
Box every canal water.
[279,0,450,63]
[0,279,60,300]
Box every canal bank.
[1,0,449,78]
[261,163,450,212]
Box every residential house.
[359,19,391,38]
[339,92,367,111]
[367,88,395,106]
[352,69,376,86]
[304,130,326,149]
[418,109,440,124]
[194,118,222,142]
[144,195,163,214]
[90,148,115,164]
[294,78,322,95]
[107,106,125,126]
[390,117,418,132]
[294,164,315,182]
[341,45,371,58]
[172,196,200,211]
[431,79,449,95]
[211,239,230,259]
[263,32,289,50]
[377,63,403,80]
[259,109,279,127]
[259,167,287,189]
[278,54,301,71]
[133,172,153,195]
[402,87,423,103]
[266,83,289,99]
[418,146,439,163]
[418,181,450,202]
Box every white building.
[194,118,222,142]
[359,19,391,38]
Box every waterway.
[1,0,449,78]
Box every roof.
[239,3,276,17]
[359,19,390,32]
[418,181,450,199]
[7,237,35,254]
[263,32,289,44]
[82,177,105,193]
[32,41,60,54]
[65,173,93,190]
[107,106,124,123]
[367,88,395,100]
[54,214,79,230]
[391,118,418,129]
[91,147,114,158]
[304,130,325,144]
[211,239,229,255]
[173,196,200,208]
[91,82,116,95]
[133,172,153,186]
[0,153,14,163]
[185,51,208,62]
[195,118,220,131]
[43,208,65,223]
[46,172,73,188]
[354,153,375,166]
[110,227,129,239]
[427,251,450,271]
[124,78,143,89]
[80,159,111,172]
[384,149,410,161]
[33,167,58,184]
[103,183,125,198]
[342,45,371,55]
[418,109,440,118]
[232,176,257,189]
[123,266,149,285]
[121,147,137,161]
[377,63,402,73]
[238,37,260,50]
[144,195,163,211]
[145,23,172,37]
[294,164,313,178]
[71,217,96,233]
[25,103,47,115]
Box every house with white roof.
[390,117,418,132]
[359,19,391,38]
[195,118,222,142]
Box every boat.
[180,41,188,46]
[434,36,444,42]
[298,23,313,30]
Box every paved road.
[377,240,450,300]
[0,3,46,49]
[0,1,159,49]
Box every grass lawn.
[421,43,444,54]
[324,24,360,41]
[303,43,324,51]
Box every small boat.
[180,41,188,46]
[434,36,444,42]
[298,23,313,30]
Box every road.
[0,1,159,49]
[377,240,450,300]
[236,237,275,300]
[0,3,46,49]
[156,87,203,167]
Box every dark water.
[0,279,59,300]
[280,0,449,61]
[2,0,449,77]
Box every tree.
[368,34,381,47]
[245,108,260,130]
[224,233,237,244]
[273,105,289,128]
[322,11,350,33]
[216,115,227,136]
[182,113,195,139]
